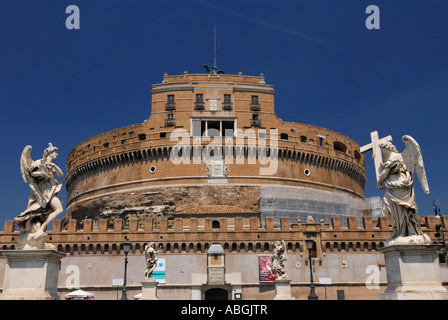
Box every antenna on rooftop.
[214,24,217,66]
[203,24,225,75]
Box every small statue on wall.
[144,242,159,280]
[14,144,64,250]
[272,240,288,280]
[377,135,431,245]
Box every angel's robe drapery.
[381,152,422,237]
[14,159,62,229]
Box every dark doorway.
[204,288,229,300]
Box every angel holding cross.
[376,136,430,245]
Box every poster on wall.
[151,258,166,283]
[258,255,277,282]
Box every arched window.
[333,141,347,153]
[264,242,270,252]
[212,220,220,229]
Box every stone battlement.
[160,72,267,85]
[0,216,444,257]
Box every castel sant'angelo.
[1,65,446,300]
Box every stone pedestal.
[0,250,65,300]
[140,279,158,300]
[273,279,295,300]
[378,245,448,300]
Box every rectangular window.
[167,94,175,105]
[191,119,236,137]
[251,95,259,105]
[224,94,231,105]
[167,113,174,120]
[196,94,203,104]
[318,137,324,147]
[207,121,220,136]
[222,121,234,137]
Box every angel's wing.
[20,145,33,184]
[202,64,211,73]
[20,145,46,206]
[401,135,429,194]
[281,240,286,252]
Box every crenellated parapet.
[1,216,445,257]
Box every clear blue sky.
[1,0,447,226]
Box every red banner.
[258,255,277,282]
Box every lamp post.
[434,198,447,266]
[305,237,318,300]
[121,236,132,300]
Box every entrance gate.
[204,288,229,300]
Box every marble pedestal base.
[140,279,158,300]
[273,279,295,300]
[0,250,65,300]
[378,245,448,300]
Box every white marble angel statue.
[144,242,159,280]
[377,135,430,245]
[272,240,287,280]
[14,143,64,250]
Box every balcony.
[194,102,205,110]
[251,119,261,127]
[222,103,233,111]
[165,119,175,127]
[250,103,261,111]
[165,103,176,111]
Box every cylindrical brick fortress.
[65,72,366,227]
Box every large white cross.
[360,131,393,181]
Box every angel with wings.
[14,143,64,249]
[272,240,288,280]
[377,135,430,245]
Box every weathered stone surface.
[65,185,260,228]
